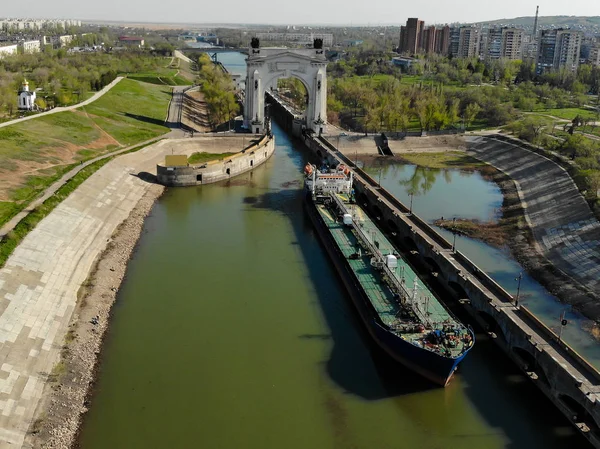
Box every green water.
[78,123,587,448]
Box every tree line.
[0,51,169,117]
[197,54,239,129]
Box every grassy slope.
[82,79,171,145]
[0,79,171,227]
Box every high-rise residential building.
[590,44,600,67]
[434,26,451,55]
[485,28,504,60]
[502,28,524,60]
[485,27,524,60]
[458,27,480,58]
[399,18,424,54]
[422,26,437,53]
[536,29,582,73]
[449,28,461,57]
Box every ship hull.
[305,194,467,386]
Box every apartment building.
[18,40,41,54]
[399,18,424,54]
[457,27,480,58]
[484,27,524,60]
[537,29,582,73]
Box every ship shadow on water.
[248,186,436,399]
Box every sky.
[4,0,600,25]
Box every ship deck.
[316,198,462,353]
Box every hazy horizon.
[2,0,599,26]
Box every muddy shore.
[24,183,164,449]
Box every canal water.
[78,53,591,448]
[78,121,587,449]
[363,162,600,368]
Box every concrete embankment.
[467,136,600,320]
[0,139,196,449]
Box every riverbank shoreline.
[24,184,164,449]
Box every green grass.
[188,152,235,164]
[0,79,171,230]
[0,202,19,227]
[396,151,487,169]
[82,79,171,145]
[127,66,193,86]
[544,108,598,121]
[10,164,75,203]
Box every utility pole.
[515,272,523,307]
[452,217,457,252]
[558,309,568,342]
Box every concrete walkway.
[0,77,123,130]
[467,136,600,297]
[0,138,190,448]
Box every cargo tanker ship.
[304,163,474,386]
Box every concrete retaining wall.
[156,134,275,186]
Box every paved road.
[166,86,186,129]
[0,77,124,130]
[467,136,600,300]
[0,138,191,448]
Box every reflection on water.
[363,159,600,367]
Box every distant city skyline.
[1,0,599,26]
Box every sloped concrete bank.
[26,184,164,449]
[0,139,184,449]
[467,136,600,322]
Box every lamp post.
[515,272,523,307]
[452,217,457,252]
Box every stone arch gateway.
[244,45,327,135]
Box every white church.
[18,79,36,110]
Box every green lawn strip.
[188,151,236,164]
[0,202,20,228]
[544,108,598,121]
[0,141,154,268]
[395,151,487,170]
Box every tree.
[464,102,481,129]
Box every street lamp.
[451,217,457,252]
[514,272,523,307]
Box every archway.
[244,40,327,134]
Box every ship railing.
[330,193,435,328]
